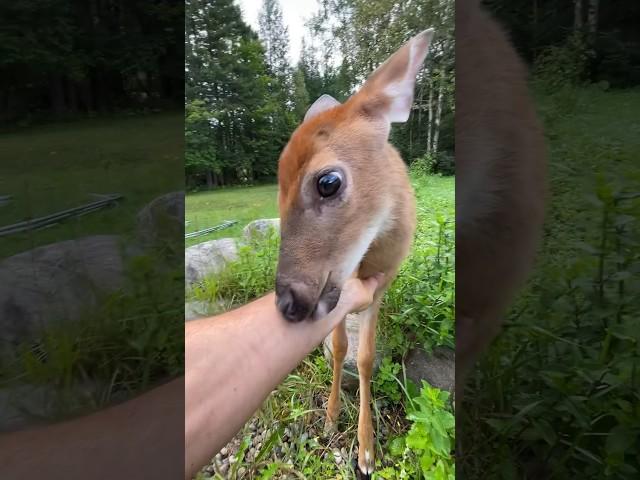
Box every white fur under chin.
[339,201,392,283]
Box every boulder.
[136,191,184,247]
[185,238,238,287]
[0,381,111,431]
[185,301,214,321]
[242,218,280,242]
[323,313,382,392]
[404,346,455,394]
[0,235,126,347]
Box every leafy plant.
[374,357,403,403]
[379,381,455,480]
[190,228,280,311]
[381,175,455,355]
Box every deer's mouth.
[311,273,341,320]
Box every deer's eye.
[317,171,342,198]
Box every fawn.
[274,30,434,477]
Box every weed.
[460,87,640,478]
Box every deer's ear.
[304,94,341,122]
[358,29,434,123]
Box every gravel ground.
[197,400,402,479]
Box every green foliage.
[379,381,455,480]
[0,251,183,419]
[410,154,438,176]
[0,113,183,258]
[309,0,455,168]
[374,357,403,404]
[0,0,183,122]
[533,32,592,91]
[461,87,640,478]
[185,184,279,246]
[185,0,295,188]
[410,152,456,177]
[381,175,455,355]
[190,229,280,311]
[258,0,290,79]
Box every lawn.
[185,184,279,247]
[461,86,640,478]
[189,172,456,479]
[0,113,185,420]
[0,113,183,257]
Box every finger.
[361,273,384,294]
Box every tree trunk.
[206,170,214,189]
[66,80,78,113]
[574,0,583,29]
[587,0,598,35]
[50,74,66,116]
[432,72,445,154]
[426,77,434,154]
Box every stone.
[185,301,213,321]
[0,235,126,347]
[136,191,184,248]
[404,346,455,394]
[322,313,382,392]
[242,218,280,242]
[0,381,107,431]
[185,238,238,287]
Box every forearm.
[1,377,184,480]
[184,292,347,479]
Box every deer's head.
[275,29,433,322]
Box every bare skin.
[185,275,381,479]
[0,276,380,480]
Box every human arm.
[184,275,380,479]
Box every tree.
[292,67,310,121]
[306,0,455,167]
[0,0,183,123]
[587,0,599,35]
[185,0,295,188]
[574,0,583,30]
[258,0,290,79]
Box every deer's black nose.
[276,283,314,322]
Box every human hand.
[336,273,384,315]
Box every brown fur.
[456,0,546,401]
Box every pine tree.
[258,0,290,79]
[292,67,310,120]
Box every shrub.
[533,32,591,92]
[379,380,455,480]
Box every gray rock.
[185,301,214,321]
[0,381,108,431]
[323,313,382,392]
[405,346,455,394]
[242,218,280,242]
[136,191,184,247]
[185,238,238,287]
[0,235,126,346]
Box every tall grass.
[460,84,640,478]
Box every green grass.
[0,112,183,257]
[0,114,184,420]
[185,184,279,247]
[461,86,640,478]
[189,172,455,479]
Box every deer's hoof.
[357,447,374,478]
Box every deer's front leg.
[325,318,348,433]
[357,303,379,478]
